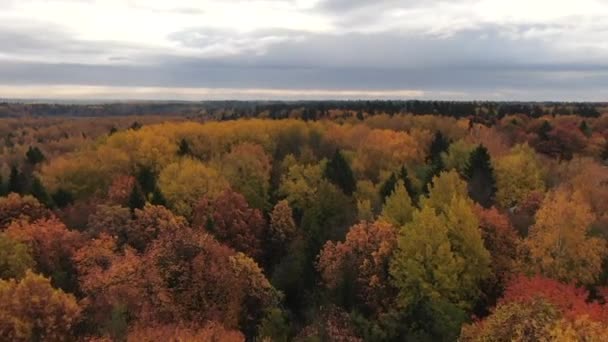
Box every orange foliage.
[0,271,81,341]
[126,322,244,342]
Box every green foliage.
[0,234,34,280]
[128,184,146,211]
[25,146,45,165]
[421,170,469,214]
[379,166,417,203]
[257,308,291,342]
[8,166,25,194]
[390,206,461,309]
[51,188,74,208]
[464,145,496,208]
[29,177,53,207]
[441,140,475,173]
[325,149,357,196]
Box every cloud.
[1,0,608,100]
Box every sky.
[1,0,608,101]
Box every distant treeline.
[0,100,603,120]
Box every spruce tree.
[324,150,356,196]
[427,131,450,164]
[579,120,592,137]
[380,173,398,201]
[128,184,146,211]
[423,132,450,193]
[30,177,53,207]
[25,146,45,165]
[177,138,192,157]
[380,166,417,203]
[137,166,157,195]
[52,189,74,208]
[464,145,496,208]
[0,175,5,196]
[8,166,24,194]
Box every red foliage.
[107,175,136,206]
[501,275,608,323]
[192,189,266,261]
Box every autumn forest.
[1,101,608,341]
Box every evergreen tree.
[380,166,417,203]
[136,166,157,195]
[324,150,356,196]
[29,177,53,207]
[25,146,45,165]
[128,184,146,211]
[8,166,24,194]
[52,189,74,208]
[150,188,167,206]
[464,145,496,208]
[538,120,552,140]
[427,131,450,164]
[380,173,398,201]
[423,132,450,193]
[397,166,417,203]
[579,120,592,137]
[177,138,192,157]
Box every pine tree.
[324,150,356,196]
[136,166,157,195]
[397,166,417,203]
[380,166,417,203]
[51,189,74,208]
[150,188,167,206]
[380,180,414,227]
[29,177,53,207]
[8,166,24,194]
[427,131,450,164]
[177,138,191,157]
[380,173,398,201]
[538,120,552,140]
[423,132,450,193]
[128,184,146,211]
[579,120,592,137]
[25,146,45,165]
[464,145,496,208]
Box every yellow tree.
[158,158,229,218]
[524,188,607,285]
[221,142,272,210]
[421,170,469,215]
[380,180,414,227]
[495,144,545,208]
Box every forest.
[1,103,608,341]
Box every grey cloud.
[2,17,608,100]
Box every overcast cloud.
[1,0,608,100]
